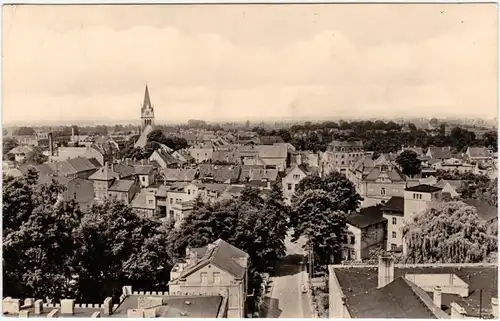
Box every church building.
[134,84,156,148]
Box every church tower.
[141,84,155,131]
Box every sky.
[2,4,498,125]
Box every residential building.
[198,165,240,184]
[321,140,364,176]
[149,149,181,168]
[108,180,138,204]
[131,190,157,218]
[282,164,319,204]
[258,135,284,145]
[426,146,453,161]
[169,239,250,318]
[463,198,498,227]
[7,146,34,163]
[133,164,156,187]
[290,151,320,168]
[349,155,407,207]
[435,179,462,199]
[54,146,104,166]
[239,145,288,171]
[161,168,199,184]
[2,287,228,318]
[37,176,95,211]
[380,196,404,252]
[329,258,498,319]
[431,158,474,173]
[342,206,387,262]
[190,144,215,163]
[402,184,443,255]
[155,182,202,225]
[465,146,493,163]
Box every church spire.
[142,84,152,111]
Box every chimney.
[103,297,112,316]
[296,153,303,165]
[60,299,75,315]
[34,300,43,315]
[377,256,394,288]
[492,297,499,319]
[450,302,466,319]
[433,286,442,309]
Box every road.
[261,232,315,318]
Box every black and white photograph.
[1,3,499,318]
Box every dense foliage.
[20,147,49,165]
[2,171,174,303]
[395,150,421,178]
[290,172,362,265]
[121,129,189,160]
[403,201,497,263]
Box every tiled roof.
[66,157,99,173]
[259,135,284,145]
[381,196,404,214]
[333,264,498,318]
[133,165,155,175]
[8,145,34,154]
[256,145,287,159]
[48,161,78,176]
[405,184,442,193]
[162,169,198,182]
[89,165,119,181]
[152,150,180,166]
[468,147,490,158]
[113,294,223,318]
[196,183,229,194]
[198,165,240,183]
[347,206,386,229]
[428,146,453,159]
[131,191,156,210]
[179,239,249,279]
[363,166,406,182]
[345,277,446,319]
[463,198,498,222]
[240,165,279,182]
[109,179,135,192]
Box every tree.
[403,201,497,263]
[13,126,35,136]
[290,172,362,265]
[483,131,498,152]
[396,150,421,178]
[3,137,18,161]
[450,127,475,152]
[21,147,48,165]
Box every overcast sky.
[2,4,498,125]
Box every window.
[392,217,397,225]
[169,210,174,215]
[188,189,191,195]
[148,200,153,205]
[350,236,355,245]
[213,272,220,285]
[200,272,208,284]
[342,235,347,243]
[391,244,397,250]
[73,192,77,199]
[413,193,422,200]
[380,187,386,195]
[141,176,145,182]
[287,183,292,190]
[293,174,300,180]
[170,198,173,204]
[341,154,345,158]
[392,231,397,239]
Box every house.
[329,257,498,319]
[465,146,493,163]
[131,190,157,218]
[54,146,105,166]
[321,140,365,176]
[2,287,229,318]
[108,179,138,204]
[258,135,284,145]
[12,134,38,146]
[426,146,453,161]
[18,157,100,181]
[88,163,130,202]
[282,164,319,204]
[149,149,181,168]
[198,165,240,184]
[435,179,462,199]
[290,151,320,168]
[160,168,198,183]
[239,145,288,171]
[349,155,407,207]
[380,196,404,252]
[190,144,215,163]
[171,149,195,165]
[432,158,474,173]
[342,206,387,262]
[402,184,443,255]
[169,239,250,318]
[133,164,156,187]
[463,198,498,226]
[7,145,34,162]
[37,176,95,211]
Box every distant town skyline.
[3,4,498,125]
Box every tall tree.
[483,131,498,152]
[403,201,497,263]
[3,137,18,156]
[291,172,362,265]
[396,150,421,178]
[21,147,49,165]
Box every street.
[261,232,315,318]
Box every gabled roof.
[178,239,249,280]
[131,191,156,210]
[468,147,490,158]
[381,196,404,214]
[347,206,386,229]
[88,165,119,181]
[162,168,198,182]
[198,165,240,183]
[109,179,135,192]
[332,264,498,318]
[112,163,136,178]
[345,277,448,319]
[463,198,498,222]
[8,145,34,154]
[405,184,442,193]
[48,161,78,176]
[363,165,406,182]
[428,146,453,159]
[133,164,155,175]
[65,157,99,173]
[153,149,181,166]
[256,145,287,159]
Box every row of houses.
[3,239,251,318]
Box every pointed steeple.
[142,84,152,111]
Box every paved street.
[261,232,315,318]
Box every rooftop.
[405,184,443,193]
